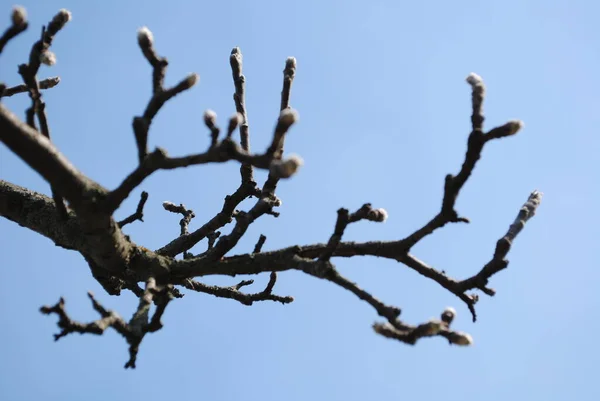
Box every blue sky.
[1,0,599,400]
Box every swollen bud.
[39,50,57,66]
[270,154,304,179]
[203,109,217,127]
[449,331,473,346]
[277,108,299,129]
[367,208,388,223]
[11,6,27,26]
[441,307,456,324]
[285,56,297,70]
[504,120,523,136]
[137,26,154,47]
[162,201,176,210]
[230,47,243,72]
[227,112,243,136]
[466,72,483,87]
[182,73,199,90]
[57,9,72,23]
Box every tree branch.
[118,191,149,228]
[40,277,173,369]
[181,271,293,306]
[230,47,254,184]
[401,73,523,250]
[0,76,59,97]
[0,6,27,55]
[0,6,542,368]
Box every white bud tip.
[137,26,154,44]
[203,109,217,124]
[279,108,299,126]
[230,112,243,125]
[11,6,27,25]
[186,73,199,87]
[375,208,388,222]
[286,57,297,69]
[270,154,304,179]
[162,201,175,209]
[231,47,241,55]
[444,307,456,316]
[466,72,483,86]
[452,332,473,346]
[40,51,57,66]
[507,120,524,134]
[58,9,72,22]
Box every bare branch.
[156,179,260,257]
[262,57,297,197]
[133,26,198,164]
[401,73,524,250]
[40,278,173,369]
[458,190,543,294]
[230,47,254,183]
[15,9,71,220]
[0,6,28,54]
[253,234,267,253]
[118,191,149,228]
[0,6,542,368]
[181,271,293,306]
[162,200,195,236]
[105,138,295,213]
[0,76,59,97]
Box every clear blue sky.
[1,0,598,400]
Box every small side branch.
[320,203,388,262]
[401,73,524,250]
[118,191,149,228]
[182,271,293,306]
[17,9,71,220]
[262,57,297,198]
[0,6,28,55]
[230,47,254,183]
[156,179,260,257]
[40,277,174,369]
[373,307,473,346]
[299,257,473,347]
[0,76,59,98]
[162,200,195,236]
[458,190,543,294]
[133,26,198,164]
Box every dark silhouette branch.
[118,191,149,228]
[0,76,59,97]
[40,277,173,369]
[15,9,71,219]
[0,6,27,55]
[180,271,293,306]
[0,7,542,368]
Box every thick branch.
[0,104,101,208]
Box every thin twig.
[118,191,149,228]
[0,76,59,97]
